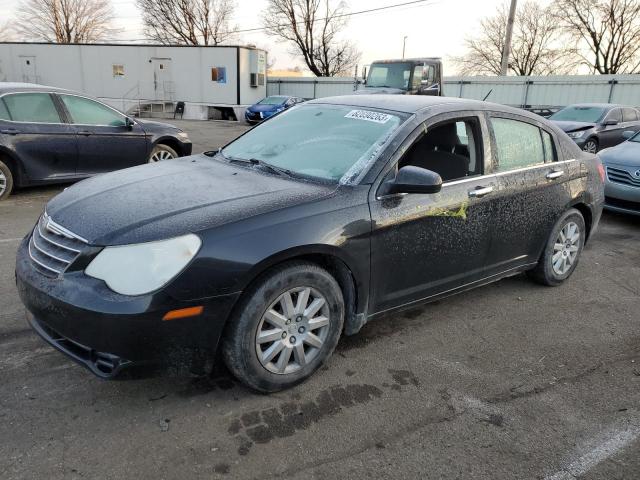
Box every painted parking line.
[0,238,23,243]
[544,425,640,480]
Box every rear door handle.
[77,130,92,136]
[468,186,493,198]
[546,170,565,180]
[0,128,19,135]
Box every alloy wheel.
[583,141,598,154]
[149,150,175,162]
[255,286,331,374]
[0,171,6,196]
[552,221,580,275]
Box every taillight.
[597,163,606,183]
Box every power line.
[103,0,437,42]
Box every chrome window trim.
[493,158,576,177]
[375,159,577,200]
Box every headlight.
[176,131,190,140]
[85,234,201,296]
[568,131,586,139]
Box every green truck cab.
[359,58,443,96]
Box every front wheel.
[222,262,344,392]
[148,144,178,163]
[527,208,586,286]
[582,138,599,154]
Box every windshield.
[222,104,406,183]
[629,132,640,142]
[550,106,606,123]
[367,62,413,89]
[258,96,287,105]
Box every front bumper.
[16,237,240,378]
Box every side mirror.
[125,117,134,130]
[622,130,636,139]
[383,166,442,195]
[603,119,619,126]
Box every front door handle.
[77,130,92,136]
[468,186,493,198]
[546,170,565,180]
[0,128,19,135]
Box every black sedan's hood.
[551,120,597,133]
[45,156,336,246]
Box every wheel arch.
[0,146,23,186]
[569,201,593,243]
[153,136,184,157]
[235,245,366,337]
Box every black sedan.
[549,103,640,153]
[0,82,192,200]
[16,95,604,392]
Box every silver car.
[599,130,640,215]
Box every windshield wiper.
[227,156,295,178]
[249,158,296,178]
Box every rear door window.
[3,93,62,123]
[491,118,545,172]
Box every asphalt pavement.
[1,120,639,480]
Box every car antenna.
[483,89,493,101]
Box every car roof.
[0,82,77,96]
[307,94,528,116]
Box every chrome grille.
[28,214,88,277]
[607,166,640,188]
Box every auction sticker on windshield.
[345,109,392,124]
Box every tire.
[527,208,586,287]
[222,261,344,393]
[148,144,178,163]
[0,158,14,201]
[582,138,599,154]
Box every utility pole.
[402,36,408,59]
[500,0,517,75]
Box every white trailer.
[0,42,268,120]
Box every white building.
[0,42,268,120]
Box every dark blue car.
[244,95,305,125]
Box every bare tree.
[262,0,361,77]
[136,0,237,45]
[14,0,116,43]
[552,0,640,73]
[453,1,576,76]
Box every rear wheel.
[527,208,586,286]
[582,138,598,154]
[0,159,14,200]
[148,144,178,163]
[222,262,344,392]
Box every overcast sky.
[0,0,552,75]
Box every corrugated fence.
[267,75,640,107]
